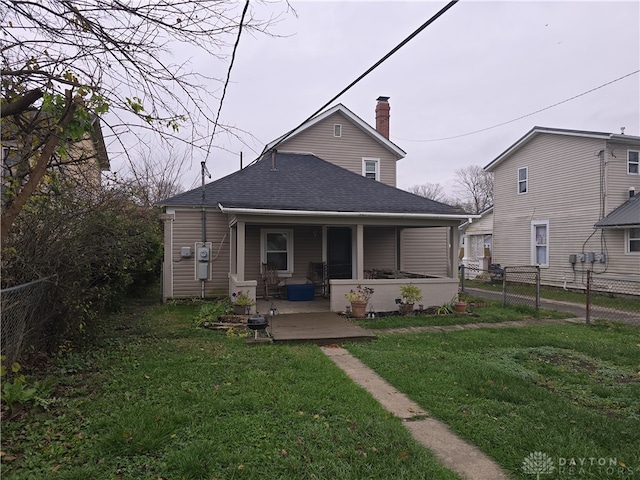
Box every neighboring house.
[484,126,640,290]
[2,115,110,195]
[160,98,475,312]
[459,206,493,278]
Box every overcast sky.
[155,1,640,196]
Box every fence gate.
[501,266,540,312]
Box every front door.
[327,227,352,279]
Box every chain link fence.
[586,270,640,324]
[1,277,56,365]
[460,264,540,312]
[460,265,640,324]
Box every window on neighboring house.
[518,167,528,194]
[333,124,342,137]
[261,229,293,272]
[362,157,380,180]
[627,228,640,253]
[531,220,549,267]
[628,150,639,175]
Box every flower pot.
[454,301,467,313]
[350,301,368,318]
[399,303,414,315]
[234,304,248,315]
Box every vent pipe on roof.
[621,127,625,135]
[375,96,390,139]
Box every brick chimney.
[375,96,390,139]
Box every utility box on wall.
[195,243,211,280]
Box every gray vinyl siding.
[277,111,399,187]
[400,228,449,277]
[171,208,230,297]
[605,142,640,214]
[364,226,397,271]
[602,142,640,274]
[245,225,324,287]
[492,133,640,286]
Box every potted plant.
[398,284,423,315]
[345,285,374,318]
[454,294,467,313]
[231,290,255,315]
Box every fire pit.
[247,315,270,340]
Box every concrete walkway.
[322,345,511,480]
[320,317,590,479]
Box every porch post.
[160,212,174,302]
[229,224,237,275]
[355,223,364,279]
[450,225,460,280]
[236,220,246,281]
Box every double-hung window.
[261,229,293,272]
[531,220,549,267]
[518,167,528,194]
[362,157,380,181]
[627,228,640,253]
[628,150,639,175]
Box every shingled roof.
[161,152,466,217]
[595,194,640,228]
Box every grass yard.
[1,302,461,480]
[463,279,640,311]
[356,299,570,330]
[347,321,640,479]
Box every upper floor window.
[531,220,549,267]
[627,228,640,254]
[333,124,342,137]
[261,229,294,273]
[628,150,639,175]
[518,167,528,194]
[362,157,380,181]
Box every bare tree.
[407,183,447,202]
[1,0,290,241]
[116,145,189,208]
[453,165,493,214]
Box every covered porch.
[227,212,466,315]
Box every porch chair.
[307,261,328,297]
[261,262,281,299]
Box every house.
[459,206,493,279]
[159,98,475,312]
[2,115,110,194]
[484,126,640,290]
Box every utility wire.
[393,69,640,143]
[257,0,459,159]
[204,0,250,162]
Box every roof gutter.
[218,204,478,222]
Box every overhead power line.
[393,69,640,143]
[204,0,250,162]
[258,0,459,158]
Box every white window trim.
[333,124,342,137]
[531,220,549,267]
[628,150,639,175]
[362,157,380,181]
[625,227,640,254]
[260,229,294,274]
[518,167,528,194]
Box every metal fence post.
[586,269,591,325]
[535,265,540,314]
[502,266,507,307]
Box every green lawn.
[3,301,638,480]
[347,321,640,479]
[1,303,461,480]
